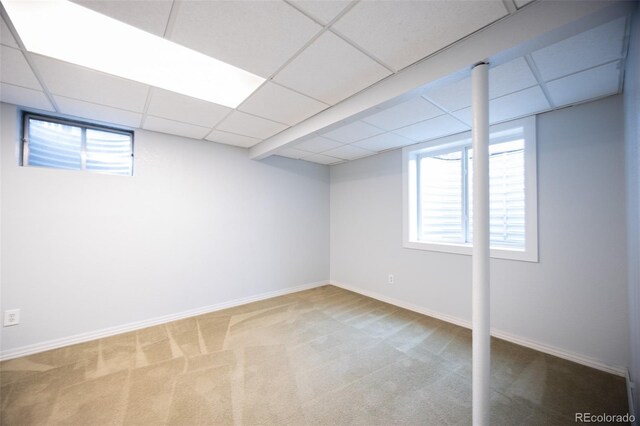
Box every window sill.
[403,240,539,262]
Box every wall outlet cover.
[4,309,20,326]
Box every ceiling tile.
[301,153,342,165]
[31,55,149,112]
[216,111,288,140]
[352,132,414,152]
[239,82,329,126]
[273,31,391,105]
[423,77,471,112]
[0,82,53,111]
[546,61,621,107]
[489,86,550,123]
[293,135,344,153]
[332,1,508,70]
[453,86,550,125]
[1,17,19,48]
[322,120,384,143]
[289,0,352,25]
[1,46,41,89]
[489,57,539,98]
[276,147,309,160]
[143,116,210,140]
[323,144,375,160]
[170,1,321,78]
[531,17,626,81]
[71,0,173,36]
[205,130,261,148]
[147,89,231,128]
[362,97,444,131]
[423,57,538,111]
[55,96,142,128]
[394,114,469,142]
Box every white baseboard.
[330,281,627,377]
[3,279,627,379]
[0,280,328,361]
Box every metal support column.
[471,61,490,426]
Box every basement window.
[21,113,134,176]
[402,116,538,262]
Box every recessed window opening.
[403,116,537,262]
[21,113,134,176]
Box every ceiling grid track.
[327,27,396,73]
[266,80,328,106]
[19,53,60,113]
[417,96,471,130]
[523,55,556,109]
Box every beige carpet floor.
[0,285,628,425]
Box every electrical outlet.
[4,309,20,327]
[388,274,394,284]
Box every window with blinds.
[403,116,537,262]
[22,114,133,176]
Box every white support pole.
[471,61,490,426]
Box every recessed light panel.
[3,0,265,108]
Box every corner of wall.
[625,4,640,418]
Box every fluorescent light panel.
[2,0,265,108]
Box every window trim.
[20,111,135,176]
[402,116,538,262]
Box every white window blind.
[418,151,463,243]
[468,140,525,247]
[27,118,82,170]
[85,129,134,175]
[415,139,526,248]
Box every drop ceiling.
[0,0,633,166]
[278,15,629,165]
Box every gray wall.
[331,95,629,370]
[625,6,640,415]
[0,103,330,354]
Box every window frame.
[20,112,135,176]
[402,116,538,262]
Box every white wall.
[0,103,329,354]
[331,95,629,371]
[625,6,640,415]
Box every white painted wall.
[331,95,629,371]
[0,103,329,354]
[624,6,640,415]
